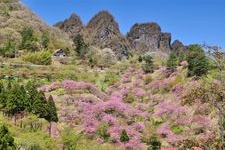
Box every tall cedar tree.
[73,34,88,58]
[3,83,26,124]
[45,95,58,136]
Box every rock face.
[54,13,83,37]
[55,11,186,58]
[171,40,187,53]
[86,10,130,59]
[127,23,171,54]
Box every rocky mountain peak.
[86,10,119,32]
[130,23,161,34]
[54,13,83,37]
[127,23,171,54]
[86,10,130,59]
[171,40,187,53]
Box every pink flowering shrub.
[192,115,211,128]
[133,79,144,87]
[122,77,132,83]
[38,81,61,92]
[136,103,147,111]
[132,88,145,97]
[147,77,174,93]
[153,101,186,118]
[76,91,147,149]
[161,148,178,150]
[124,139,142,149]
[175,116,192,125]
[172,83,183,98]
[39,80,108,99]
[38,66,220,149]
[198,132,215,143]
[133,122,145,132]
[102,115,117,126]
[157,122,184,145]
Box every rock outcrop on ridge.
[55,11,188,58]
[127,23,171,54]
[54,13,83,38]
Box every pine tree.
[46,95,58,122]
[0,124,16,150]
[120,129,129,142]
[25,81,39,113]
[33,91,48,118]
[73,34,88,58]
[45,95,58,136]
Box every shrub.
[187,45,209,77]
[171,125,183,134]
[104,73,119,86]
[22,50,52,65]
[147,136,161,150]
[0,40,16,58]
[62,127,82,150]
[141,55,155,73]
[124,93,136,103]
[120,130,129,142]
[144,75,153,84]
[19,27,38,51]
[167,52,178,70]
[152,117,164,126]
[96,123,110,140]
[40,33,50,49]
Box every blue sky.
[21,0,225,48]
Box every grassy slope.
[0,55,223,149]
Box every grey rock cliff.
[127,23,171,54]
[54,13,83,37]
[86,10,131,59]
[171,40,187,53]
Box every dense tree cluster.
[0,81,58,136]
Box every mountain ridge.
[54,11,185,58]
